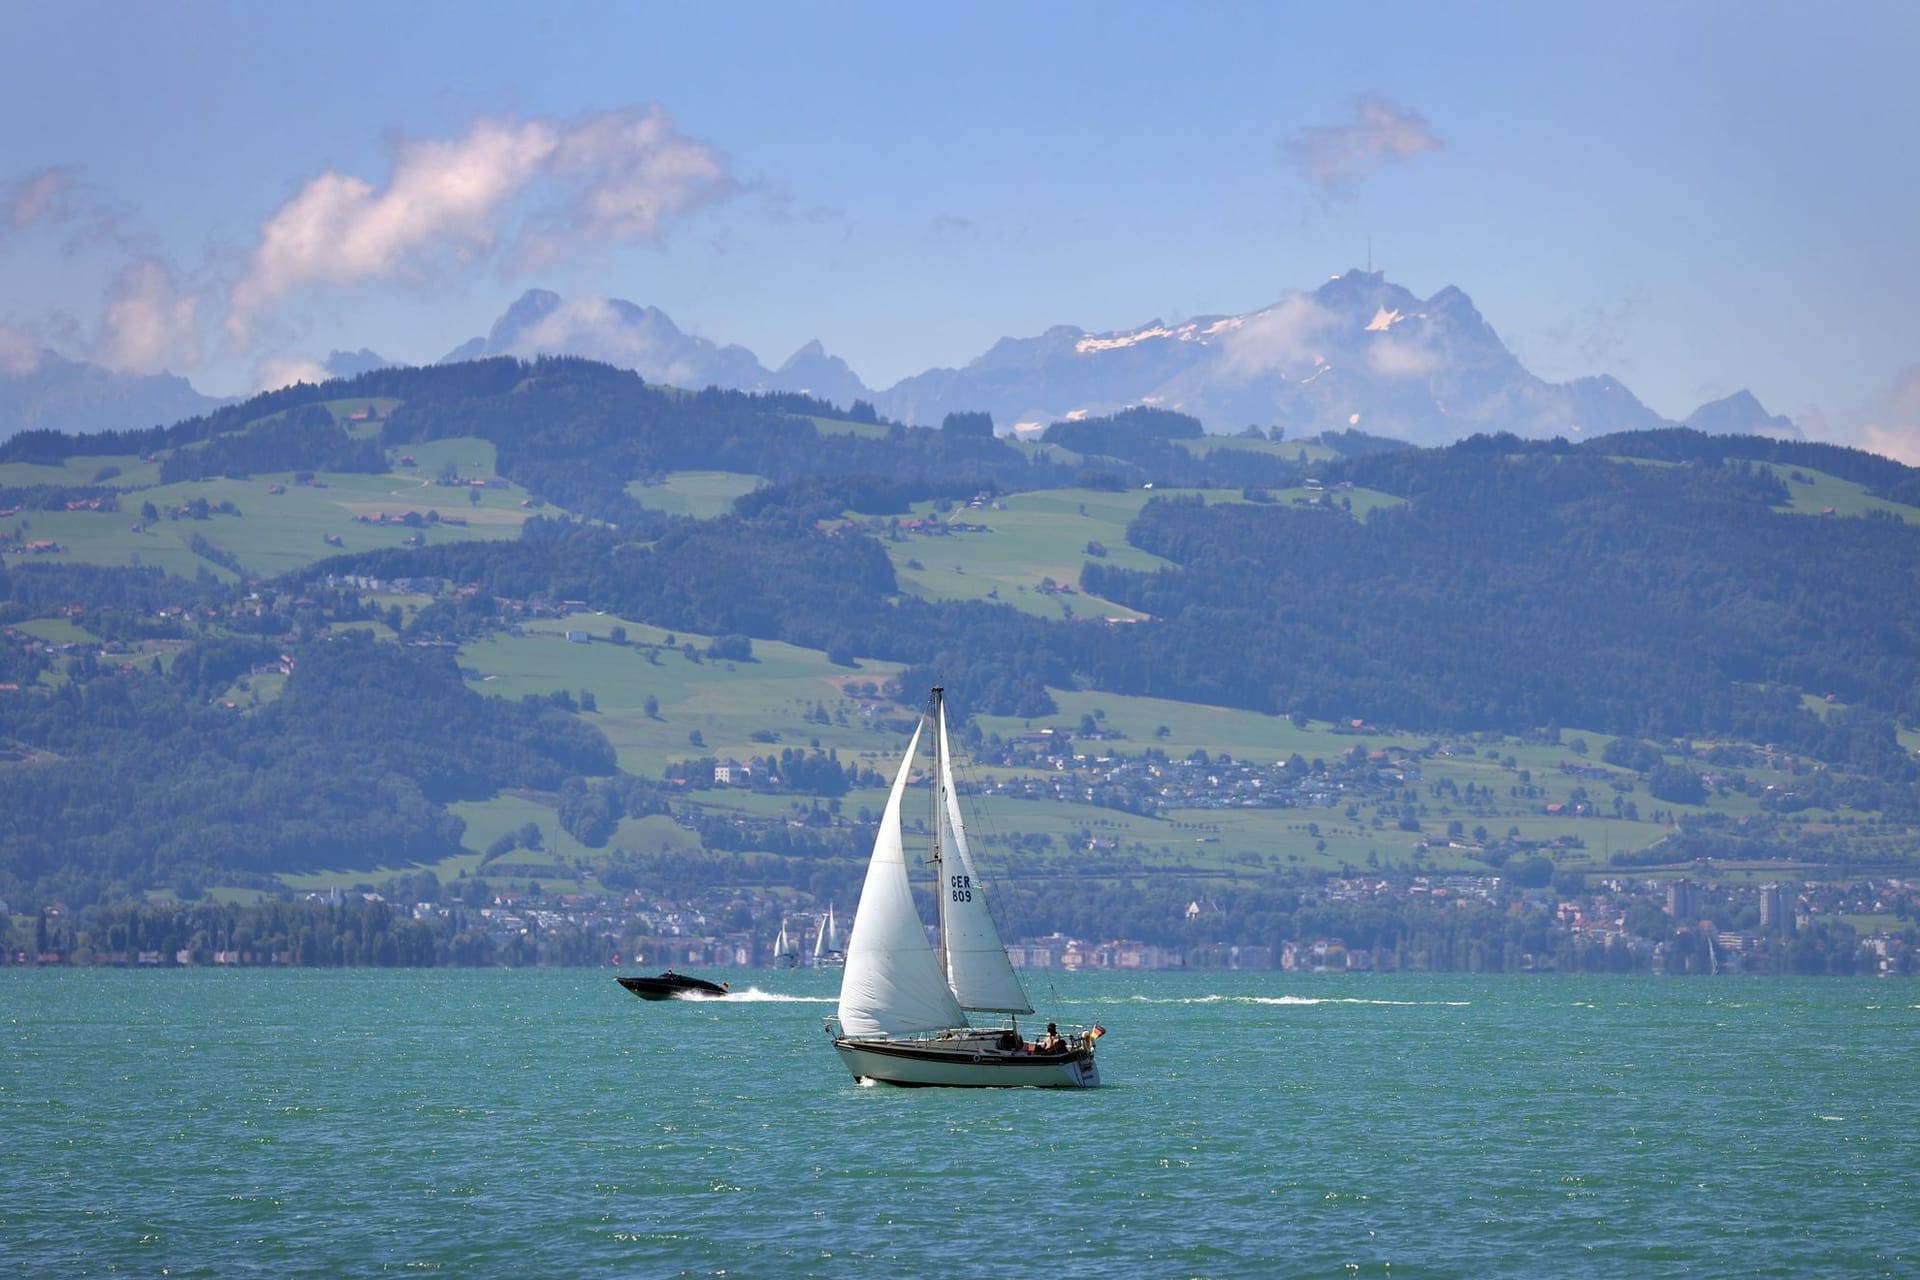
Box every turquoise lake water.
[3,968,1915,1278]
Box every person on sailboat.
[1038,1023,1065,1053]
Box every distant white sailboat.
[772,916,798,968]
[824,686,1103,1088]
[813,902,844,969]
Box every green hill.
[5,360,1920,964]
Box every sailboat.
[813,902,845,969]
[772,917,798,968]
[825,687,1104,1088]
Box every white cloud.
[508,297,704,386]
[1860,424,1920,466]
[251,353,332,393]
[548,106,734,241]
[97,258,200,375]
[1285,95,1442,198]
[1858,365,1920,464]
[1367,336,1444,379]
[1218,293,1335,379]
[229,106,734,343]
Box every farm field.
[626,470,763,519]
[1763,462,1920,520]
[1179,434,1340,465]
[870,484,1404,621]
[1,457,541,580]
[438,612,1748,887]
[874,487,1211,620]
[0,453,165,488]
[458,616,908,778]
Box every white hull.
[833,1030,1099,1089]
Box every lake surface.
[4,968,1915,1277]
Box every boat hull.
[616,974,729,1000]
[833,1031,1099,1088]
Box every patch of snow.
[1064,408,1089,421]
[1076,325,1175,354]
[1365,307,1405,332]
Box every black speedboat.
[616,970,731,1000]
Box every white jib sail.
[837,718,966,1038]
[935,705,1032,1015]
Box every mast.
[929,686,948,982]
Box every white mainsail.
[837,720,966,1038]
[933,699,1032,1015]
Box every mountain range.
[0,349,230,439]
[0,271,1800,445]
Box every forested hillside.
[1083,446,1920,760]
[0,634,615,905]
[4,356,1920,955]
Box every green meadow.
[0,453,165,488]
[626,470,763,519]
[412,610,1791,890]
[458,616,907,778]
[870,484,1401,620]
[1613,455,1920,525]
[810,416,890,440]
[3,454,539,580]
[248,596,1837,890]
[12,616,96,645]
[1179,434,1340,465]
[1762,461,1920,521]
[875,487,1231,620]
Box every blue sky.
[2,1,1916,455]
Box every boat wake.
[1123,994,1471,1008]
[719,988,835,1004]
